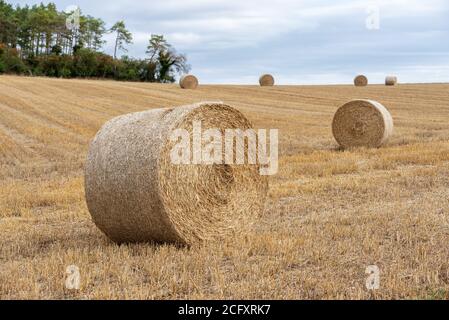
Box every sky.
[10,0,449,84]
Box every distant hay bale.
[385,76,398,86]
[332,99,394,149]
[179,74,198,89]
[354,75,368,87]
[85,102,268,245]
[259,74,275,86]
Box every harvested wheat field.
[1,75,449,300]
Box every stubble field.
[0,75,449,299]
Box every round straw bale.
[332,99,393,149]
[354,75,368,87]
[85,102,268,245]
[259,74,275,86]
[385,76,398,86]
[179,74,198,89]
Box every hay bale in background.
[354,75,368,87]
[85,102,268,245]
[179,74,199,89]
[259,74,275,87]
[385,76,398,86]
[332,99,394,149]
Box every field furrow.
[1,75,449,299]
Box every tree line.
[0,1,190,82]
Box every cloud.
[166,32,204,47]
[10,0,449,83]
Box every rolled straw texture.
[85,102,268,245]
[354,75,368,87]
[385,76,398,86]
[179,74,199,89]
[332,99,394,149]
[259,74,275,86]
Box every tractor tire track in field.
[0,121,47,163]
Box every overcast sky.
[11,0,449,84]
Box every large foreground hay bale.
[354,75,368,87]
[332,99,393,149]
[179,74,198,89]
[385,76,398,86]
[85,102,268,245]
[259,74,275,86]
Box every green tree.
[146,34,169,63]
[80,16,106,51]
[15,5,33,57]
[110,20,132,59]
[72,48,98,77]
[157,49,189,83]
[0,0,18,46]
[0,2,190,83]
